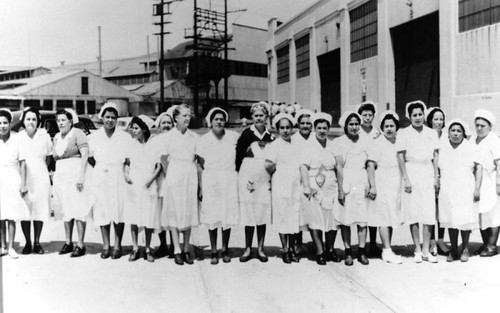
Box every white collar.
[250,124,270,140]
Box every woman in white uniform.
[197,107,239,265]
[333,111,370,266]
[18,107,52,255]
[52,109,92,257]
[124,116,161,263]
[439,119,482,262]
[158,104,199,265]
[0,109,29,259]
[300,112,343,265]
[366,111,403,264]
[472,109,500,257]
[265,113,301,264]
[426,107,450,256]
[397,101,440,263]
[88,102,131,260]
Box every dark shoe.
[475,245,487,255]
[195,247,205,261]
[33,243,44,255]
[183,252,194,265]
[239,252,252,263]
[446,252,456,262]
[211,252,219,265]
[111,248,122,260]
[174,253,184,265]
[257,252,268,263]
[316,253,326,265]
[326,250,341,263]
[480,246,498,257]
[222,251,231,263]
[100,249,111,259]
[168,245,175,259]
[289,250,300,263]
[71,246,86,258]
[144,250,155,263]
[22,244,32,255]
[460,249,470,262]
[153,245,169,258]
[345,254,354,266]
[282,251,292,264]
[368,244,382,258]
[437,245,449,256]
[59,243,74,255]
[358,253,369,265]
[129,250,140,262]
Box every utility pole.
[193,0,199,116]
[224,0,228,109]
[97,26,102,77]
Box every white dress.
[267,137,301,234]
[438,139,479,230]
[123,139,160,230]
[367,135,402,228]
[197,130,239,230]
[360,127,380,140]
[472,132,500,229]
[238,141,272,226]
[396,126,439,225]
[291,132,314,230]
[333,135,370,226]
[301,137,339,232]
[157,127,199,230]
[18,129,52,222]
[0,134,30,221]
[88,128,131,226]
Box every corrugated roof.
[123,80,179,96]
[0,70,83,95]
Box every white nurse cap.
[475,109,496,126]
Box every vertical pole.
[193,0,199,115]
[147,35,150,72]
[224,0,228,109]
[98,26,102,77]
[160,0,165,113]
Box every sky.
[0,0,317,67]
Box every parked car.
[10,110,96,138]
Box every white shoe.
[422,253,438,263]
[414,252,423,263]
[0,248,7,256]
[8,248,19,259]
[382,250,403,264]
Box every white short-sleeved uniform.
[333,135,370,226]
[473,132,500,229]
[360,127,381,140]
[197,130,239,230]
[18,129,52,221]
[367,135,402,228]
[266,137,301,234]
[238,141,272,226]
[157,127,199,230]
[123,139,160,230]
[397,126,439,225]
[88,128,131,226]
[438,139,479,230]
[291,132,314,230]
[0,134,30,221]
[301,137,339,232]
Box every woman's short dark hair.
[22,107,42,128]
[314,119,331,129]
[0,110,12,123]
[426,108,445,128]
[449,122,466,136]
[131,116,151,142]
[297,113,311,124]
[380,114,400,131]
[209,108,228,125]
[343,113,361,134]
[358,103,376,115]
[55,109,73,123]
[102,107,118,118]
[475,117,492,127]
[407,102,425,118]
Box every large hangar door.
[391,12,440,124]
[318,48,341,126]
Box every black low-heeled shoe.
[344,249,354,266]
[33,243,45,255]
[358,254,369,265]
[239,252,252,263]
[129,250,140,262]
[316,253,326,265]
[282,252,292,264]
[59,243,74,255]
[183,252,194,265]
[22,244,32,255]
[289,250,300,263]
[100,249,111,259]
[222,251,231,263]
[210,252,219,265]
[326,250,341,263]
[174,253,184,265]
[144,250,155,263]
[71,246,86,258]
[257,252,268,263]
[111,248,122,260]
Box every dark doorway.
[317,48,341,126]
[391,12,440,126]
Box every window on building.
[81,77,89,95]
[350,0,378,62]
[228,60,267,77]
[276,45,290,84]
[295,34,310,79]
[87,100,96,114]
[76,100,85,114]
[459,0,500,32]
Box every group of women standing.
[1,98,500,266]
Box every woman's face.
[475,118,491,138]
[56,114,72,134]
[315,121,329,140]
[251,109,267,128]
[102,111,117,130]
[298,116,312,136]
[277,118,292,141]
[176,108,192,129]
[159,115,173,132]
[0,116,10,136]
[23,112,38,133]
[431,111,444,131]
[410,108,425,128]
[449,124,464,144]
[211,113,226,132]
[360,110,374,126]
[383,118,397,139]
[131,123,144,140]
[346,117,360,136]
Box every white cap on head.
[272,113,296,129]
[98,102,118,119]
[205,107,229,127]
[64,108,79,124]
[311,112,333,126]
[153,112,172,129]
[378,110,399,131]
[445,118,471,137]
[475,109,496,126]
[138,115,155,130]
[0,108,13,121]
[295,109,314,121]
[405,100,428,119]
[356,100,378,115]
[338,111,361,128]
